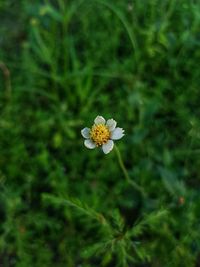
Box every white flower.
[81,115,125,154]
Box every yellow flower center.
[90,124,110,146]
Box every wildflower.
[81,116,125,154]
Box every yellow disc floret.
[90,124,110,146]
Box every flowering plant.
[81,115,125,154]
[81,115,144,195]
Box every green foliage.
[1,0,200,266]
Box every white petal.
[81,127,90,139]
[106,119,117,131]
[111,127,125,140]
[94,115,105,125]
[102,140,114,154]
[84,139,96,149]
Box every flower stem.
[0,61,12,100]
[114,145,146,197]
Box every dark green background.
[1,1,200,266]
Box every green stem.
[0,61,12,100]
[114,145,146,197]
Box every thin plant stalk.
[114,145,146,197]
[0,61,11,100]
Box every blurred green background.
[1,0,200,266]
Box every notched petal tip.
[81,127,90,139]
[111,127,125,140]
[102,140,114,154]
[94,115,105,125]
